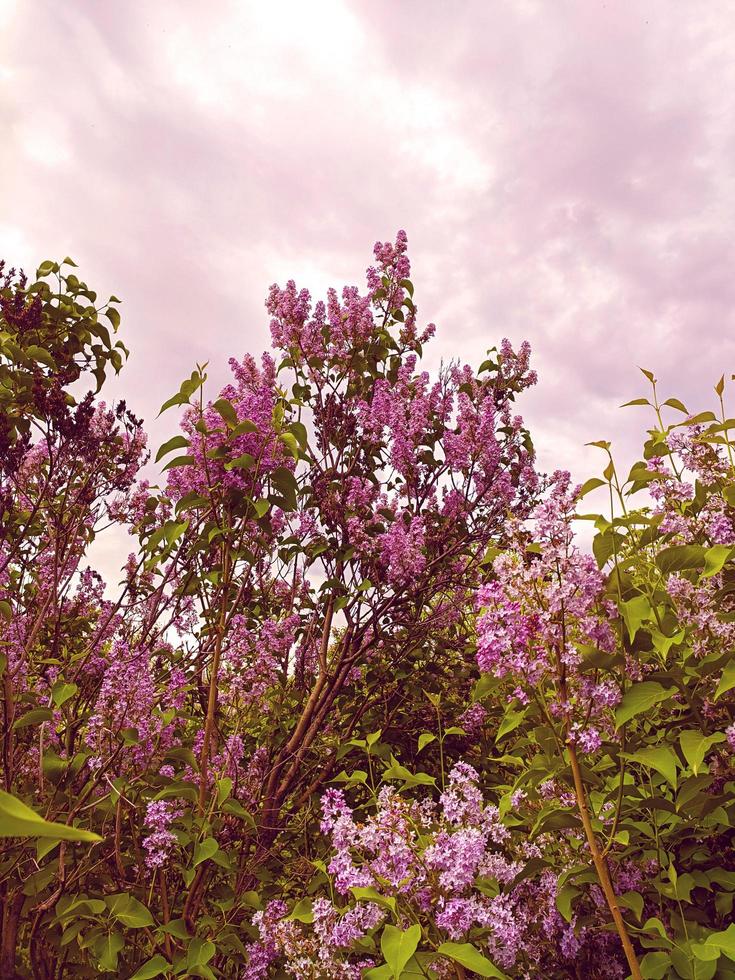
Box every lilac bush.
[2,246,735,979]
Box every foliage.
[1,238,734,979]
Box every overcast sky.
[2,0,734,577]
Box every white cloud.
[16,115,73,168]
[0,223,33,268]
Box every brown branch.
[567,741,641,980]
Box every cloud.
[1,0,734,580]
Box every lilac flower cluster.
[242,897,380,979]
[166,352,293,504]
[86,641,186,774]
[242,761,629,976]
[647,424,735,544]
[263,232,539,615]
[475,471,619,751]
[142,799,181,871]
[222,612,300,710]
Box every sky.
[2,0,735,577]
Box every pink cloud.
[2,0,734,542]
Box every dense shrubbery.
[1,237,734,979]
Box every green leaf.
[707,923,735,958]
[615,681,673,728]
[128,955,171,979]
[556,884,581,923]
[650,628,685,659]
[161,454,195,473]
[437,942,508,978]
[105,306,121,331]
[417,733,436,752]
[363,967,392,980]
[351,886,397,914]
[51,681,78,708]
[158,392,188,415]
[253,498,270,518]
[12,708,53,730]
[621,397,652,408]
[691,942,720,963]
[496,709,526,742]
[641,916,674,945]
[0,790,101,841]
[158,371,205,416]
[532,809,581,836]
[685,411,717,426]
[620,595,652,642]
[270,467,298,510]
[382,759,435,787]
[628,745,679,788]
[702,544,733,578]
[381,924,421,979]
[593,529,624,569]
[671,944,718,979]
[186,937,215,968]
[213,397,238,426]
[287,898,314,923]
[618,890,644,921]
[231,419,259,436]
[289,420,309,449]
[193,838,219,866]
[36,838,60,861]
[656,544,706,575]
[715,660,735,701]
[224,452,256,471]
[626,466,661,486]
[164,520,189,547]
[155,434,190,463]
[216,777,233,806]
[25,344,57,369]
[0,600,10,621]
[639,951,672,979]
[221,799,255,826]
[106,893,155,928]
[663,397,689,413]
[679,730,726,775]
[279,432,300,457]
[96,932,124,972]
[160,918,191,939]
[578,477,606,497]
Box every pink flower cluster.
[222,613,300,709]
[142,800,181,871]
[86,641,186,774]
[317,763,530,968]
[262,232,539,611]
[242,898,380,979]
[648,426,735,543]
[475,471,619,749]
[166,353,293,503]
[244,761,627,975]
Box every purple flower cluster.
[166,352,292,504]
[242,897,379,979]
[475,471,619,751]
[142,800,181,871]
[86,641,186,774]
[244,761,627,975]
